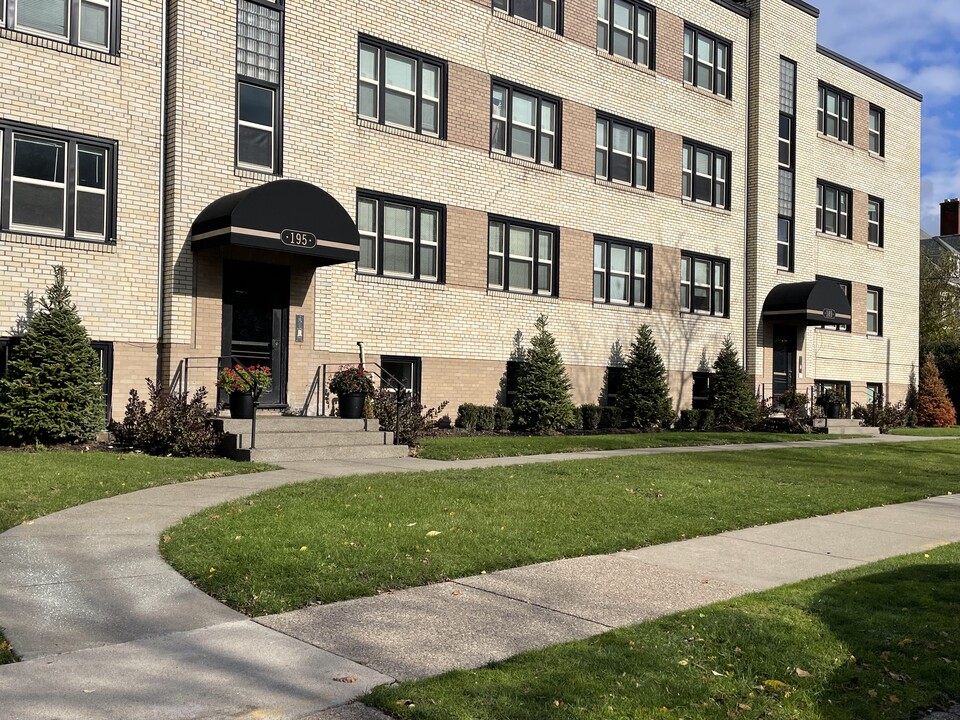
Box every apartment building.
[0,0,921,420]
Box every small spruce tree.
[917,353,956,427]
[709,336,760,430]
[512,315,575,432]
[0,266,105,444]
[616,325,674,430]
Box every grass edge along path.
[364,543,960,720]
[0,450,275,666]
[415,431,860,460]
[162,440,960,617]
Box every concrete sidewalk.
[0,435,958,719]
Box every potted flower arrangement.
[818,387,845,420]
[329,365,375,419]
[217,364,272,419]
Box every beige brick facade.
[1,0,921,423]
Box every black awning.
[190,179,359,266]
[762,279,852,326]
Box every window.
[777,58,797,272]
[491,81,560,167]
[488,217,557,295]
[1,122,115,242]
[867,286,882,336]
[5,0,117,51]
[593,237,649,306]
[595,115,652,189]
[682,141,729,209]
[680,253,727,316]
[868,197,883,247]
[683,26,730,97]
[504,359,523,407]
[597,0,653,67]
[778,114,793,167]
[380,355,421,399]
[358,39,445,138]
[816,379,850,409]
[356,192,443,282]
[692,371,711,410]
[816,181,851,238]
[777,217,792,270]
[605,366,625,406]
[817,276,850,332]
[818,84,852,143]
[493,0,559,31]
[869,105,884,156]
[236,0,282,173]
[866,382,883,406]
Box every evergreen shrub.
[512,315,575,432]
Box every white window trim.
[78,0,111,50]
[74,145,108,241]
[10,134,67,235]
[383,51,418,133]
[236,82,276,173]
[867,289,880,336]
[14,0,70,43]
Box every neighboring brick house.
[0,0,921,421]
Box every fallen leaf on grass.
[426,530,441,537]
[795,668,811,678]
[333,676,358,683]
[738,704,752,711]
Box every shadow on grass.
[812,562,960,719]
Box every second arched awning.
[762,279,851,326]
[190,179,359,266]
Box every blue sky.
[814,0,960,235]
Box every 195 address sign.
[281,229,317,249]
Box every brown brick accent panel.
[559,228,593,302]
[447,62,490,151]
[853,96,870,151]
[563,0,597,48]
[446,206,489,289]
[110,342,160,417]
[655,8,684,82]
[850,281,866,335]
[851,190,869,245]
[562,99,596,178]
[652,244,680,314]
[655,128,683,198]
[569,364,607,405]
[421,356,509,410]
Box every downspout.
[742,6,752,379]
[156,0,170,378]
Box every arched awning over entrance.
[190,179,359,266]
[762,279,851,326]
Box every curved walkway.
[1,435,959,719]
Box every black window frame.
[357,36,448,140]
[380,354,422,401]
[487,215,559,296]
[235,0,284,175]
[3,0,121,54]
[595,113,654,190]
[692,371,712,410]
[817,83,853,144]
[869,104,885,156]
[504,359,523,407]
[0,120,118,244]
[816,179,852,239]
[355,190,446,284]
[679,251,729,317]
[593,235,651,308]
[777,56,797,272]
[490,79,561,168]
[865,382,883,405]
[682,139,730,209]
[816,275,851,333]
[815,379,850,410]
[596,0,655,68]
[867,195,883,248]
[492,0,562,33]
[866,285,883,337]
[683,24,731,99]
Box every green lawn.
[0,450,273,533]
[366,544,960,720]
[889,426,960,437]
[162,440,960,616]
[415,431,843,460]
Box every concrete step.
[828,425,880,436]
[222,430,395,450]
[215,417,367,433]
[232,443,410,463]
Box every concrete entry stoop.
[813,418,880,436]
[215,416,409,462]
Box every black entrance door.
[772,325,797,396]
[222,261,288,407]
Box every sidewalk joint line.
[449,580,615,629]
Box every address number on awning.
[281,229,317,248]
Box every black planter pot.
[338,392,366,419]
[229,391,255,419]
[826,402,841,420]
